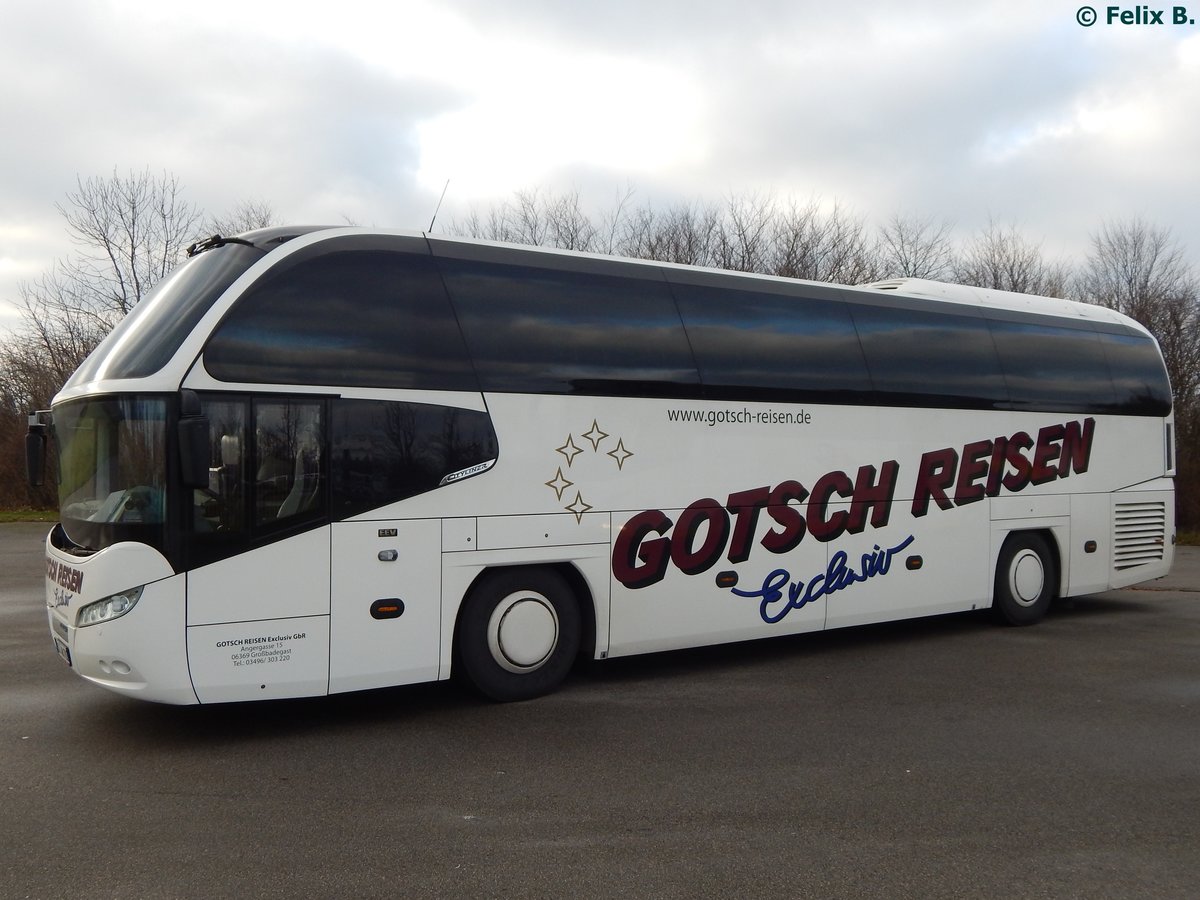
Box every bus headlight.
[77,586,144,627]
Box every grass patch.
[1176,530,1200,546]
[0,507,56,523]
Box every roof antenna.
[428,179,450,233]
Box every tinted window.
[193,399,248,538]
[189,395,326,568]
[673,282,872,403]
[68,243,265,385]
[852,304,1008,409]
[1097,330,1172,416]
[331,399,498,517]
[987,318,1113,413]
[255,400,324,527]
[437,255,700,396]
[205,244,478,391]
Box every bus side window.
[987,317,1113,413]
[1095,328,1173,416]
[203,242,477,393]
[671,280,872,404]
[195,400,247,535]
[330,398,498,518]
[254,400,325,527]
[436,253,701,397]
[851,303,1007,410]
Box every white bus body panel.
[1067,492,1112,597]
[185,527,331,625]
[1109,480,1175,589]
[185,527,331,703]
[824,500,991,630]
[186,616,330,704]
[436,395,1167,656]
[608,529,827,655]
[44,538,197,704]
[476,512,611,550]
[329,520,442,693]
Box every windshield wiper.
[186,235,261,257]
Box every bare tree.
[1077,219,1200,526]
[875,212,955,281]
[12,264,111,390]
[455,188,888,284]
[615,192,881,284]
[543,190,599,252]
[56,168,202,318]
[812,202,882,285]
[4,171,201,402]
[1079,219,1200,395]
[715,192,776,273]
[0,318,76,506]
[453,188,558,248]
[953,219,1073,298]
[593,184,637,256]
[1080,219,1196,315]
[769,198,880,285]
[203,199,277,237]
[1079,219,1200,431]
[452,188,605,253]
[616,200,724,267]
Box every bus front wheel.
[456,568,581,701]
[992,533,1056,626]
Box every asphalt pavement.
[2,522,1198,899]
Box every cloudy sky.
[2,0,1198,329]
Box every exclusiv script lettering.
[731,535,916,624]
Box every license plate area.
[54,636,72,667]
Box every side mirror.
[178,390,210,490]
[25,423,47,487]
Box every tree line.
[3,175,1197,528]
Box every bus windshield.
[53,395,169,554]
[64,241,266,386]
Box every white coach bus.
[28,227,1175,704]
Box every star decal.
[565,491,593,524]
[545,467,573,501]
[581,419,609,451]
[556,434,583,467]
[545,419,634,525]
[607,438,634,471]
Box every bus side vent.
[1113,501,1167,571]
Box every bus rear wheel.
[992,533,1056,626]
[456,568,581,701]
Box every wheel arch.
[451,561,597,670]
[991,527,1063,626]
[993,526,1064,603]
